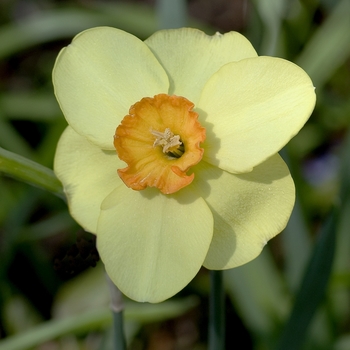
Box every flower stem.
[106,274,126,350]
[156,0,188,29]
[0,147,64,198]
[209,270,225,350]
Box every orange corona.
[114,94,206,194]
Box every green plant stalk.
[209,270,225,350]
[0,147,64,198]
[156,0,188,29]
[107,274,126,350]
[112,311,126,350]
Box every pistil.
[114,94,205,194]
[151,128,184,158]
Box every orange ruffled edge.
[114,94,206,194]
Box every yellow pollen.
[114,94,206,194]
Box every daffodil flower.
[53,27,316,302]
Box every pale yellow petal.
[53,27,169,150]
[145,28,257,104]
[54,126,123,233]
[97,186,213,302]
[191,154,294,269]
[198,57,316,173]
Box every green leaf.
[0,92,60,121]
[279,148,312,293]
[0,297,199,350]
[225,250,289,340]
[0,147,63,198]
[0,117,35,160]
[275,207,337,350]
[18,211,76,242]
[0,4,213,60]
[0,308,112,350]
[0,6,153,59]
[334,335,350,350]
[329,128,350,329]
[281,200,312,293]
[251,0,287,55]
[296,0,350,89]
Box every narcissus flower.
[53,27,316,302]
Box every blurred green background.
[0,0,350,349]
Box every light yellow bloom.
[53,27,316,302]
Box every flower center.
[114,94,206,194]
[151,128,184,158]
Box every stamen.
[151,128,184,158]
[114,94,206,194]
